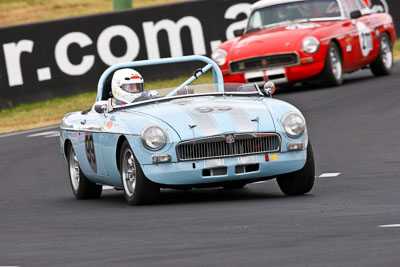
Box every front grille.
[230,53,299,74]
[177,133,280,161]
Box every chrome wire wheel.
[381,35,393,70]
[122,148,136,197]
[119,140,160,205]
[69,147,80,192]
[66,144,102,200]
[330,46,342,81]
[321,42,343,86]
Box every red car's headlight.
[302,37,320,54]
[211,49,228,66]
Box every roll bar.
[96,55,224,102]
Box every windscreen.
[247,0,341,32]
[112,83,261,107]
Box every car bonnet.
[229,22,326,61]
[129,96,276,141]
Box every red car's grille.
[230,53,299,74]
[176,133,281,161]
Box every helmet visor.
[121,83,143,93]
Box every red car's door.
[342,0,377,66]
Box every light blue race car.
[60,55,315,205]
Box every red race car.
[212,0,395,87]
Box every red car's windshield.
[247,0,341,32]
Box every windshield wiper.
[246,26,264,34]
[246,18,311,33]
[291,18,311,23]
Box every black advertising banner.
[0,0,397,108]
[0,0,257,108]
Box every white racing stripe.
[219,100,254,132]
[319,173,341,178]
[175,101,220,137]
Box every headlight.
[282,112,306,137]
[302,37,320,54]
[211,49,227,66]
[141,125,167,150]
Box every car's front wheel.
[370,32,393,76]
[321,42,343,87]
[67,144,102,199]
[120,140,160,205]
[276,142,315,196]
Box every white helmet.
[111,68,144,104]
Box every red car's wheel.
[371,32,393,76]
[321,42,343,87]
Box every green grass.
[0,0,187,27]
[0,74,214,134]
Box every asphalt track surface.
[1,63,400,266]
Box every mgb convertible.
[60,55,315,205]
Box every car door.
[78,107,109,180]
[354,0,379,62]
[342,0,376,66]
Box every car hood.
[229,21,328,61]
[129,96,276,141]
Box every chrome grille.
[230,53,299,74]
[177,133,280,161]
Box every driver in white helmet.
[111,68,147,105]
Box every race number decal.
[357,22,373,57]
[85,133,97,173]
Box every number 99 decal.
[85,133,97,173]
[357,22,373,57]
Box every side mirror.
[263,81,276,97]
[94,102,107,114]
[350,10,362,19]
[233,29,244,37]
[107,98,114,113]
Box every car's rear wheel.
[120,140,160,205]
[276,142,315,196]
[321,42,343,87]
[371,32,393,76]
[67,144,102,199]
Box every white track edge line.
[378,224,400,228]
[319,173,341,178]
[0,125,59,138]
